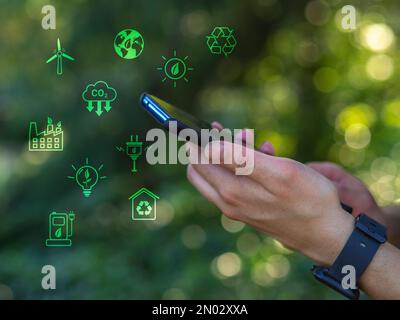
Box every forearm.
[381,206,400,247]
[359,242,400,299]
[310,209,400,299]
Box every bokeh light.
[220,215,245,233]
[361,23,394,52]
[335,103,376,134]
[305,0,331,26]
[181,224,206,249]
[236,232,261,256]
[214,252,242,278]
[265,255,290,279]
[344,123,371,149]
[383,99,400,128]
[251,262,274,286]
[366,54,394,81]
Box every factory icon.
[29,117,63,151]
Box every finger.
[187,164,230,211]
[204,140,284,184]
[259,141,275,156]
[191,162,271,207]
[307,162,343,182]
[191,162,241,202]
[211,121,224,131]
[234,128,254,147]
[186,141,208,164]
[308,162,375,216]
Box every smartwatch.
[312,205,387,300]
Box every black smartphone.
[140,93,212,136]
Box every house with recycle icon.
[129,187,159,221]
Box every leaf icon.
[55,227,62,238]
[47,117,52,125]
[171,62,180,76]
[83,168,92,185]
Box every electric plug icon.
[116,135,143,173]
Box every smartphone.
[140,93,212,136]
[140,93,354,213]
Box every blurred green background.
[1,0,399,299]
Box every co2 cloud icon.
[82,80,117,116]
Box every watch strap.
[312,213,387,299]
[327,214,386,283]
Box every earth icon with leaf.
[114,29,144,59]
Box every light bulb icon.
[76,165,98,197]
[68,158,106,197]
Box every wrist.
[358,241,400,298]
[381,206,400,246]
[311,212,389,299]
[305,208,355,266]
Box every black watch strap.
[312,211,387,300]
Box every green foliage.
[1,0,397,300]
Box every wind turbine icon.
[46,38,75,75]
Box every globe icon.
[114,29,144,59]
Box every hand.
[308,162,400,246]
[187,137,354,266]
[307,162,383,222]
[211,121,275,155]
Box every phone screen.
[141,93,211,132]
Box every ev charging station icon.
[45,211,75,247]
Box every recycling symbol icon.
[206,27,237,56]
[136,200,152,216]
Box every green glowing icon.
[82,81,117,116]
[206,27,237,56]
[129,187,159,221]
[116,135,143,173]
[157,50,194,88]
[46,38,75,75]
[114,29,144,59]
[46,211,75,247]
[68,158,107,197]
[29,117,63,151]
